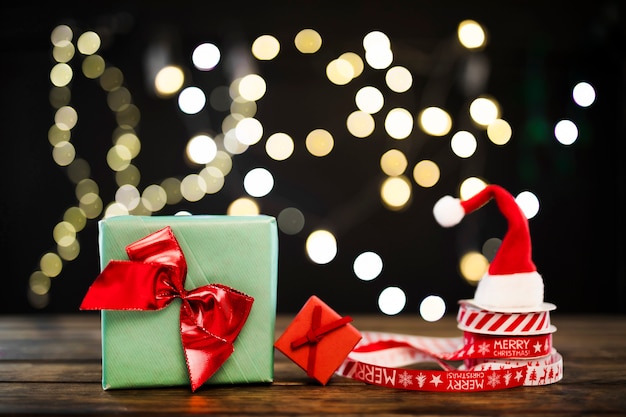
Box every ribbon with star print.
[335,330,562,391]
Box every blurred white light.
[378,286,406,315]
[365,48,393,70]
[115,184,140,210]
[572,81,596,107]
[419,107,452,136]
[186,134,217,164]
[235,117,263,145]
[192,43,221,70]
[363,31,391,50]
[419,295,446,322]
[384,108,413,139]
[178,86,206,114]
[355,86,384,114]
[469,97,499,126]
[306,230,337,264]
[238,74,267,102]
[385,66,412,93]
[450,130,477,158]
[265,132,294,161]
[554,119,578,145]
[353,251,383,281]
[516,190,540,219]
[243,167,274,197]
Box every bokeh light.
[378,286,406,315]
[353,251,383,281]
[419,295,446,322]
[306,230,337,265]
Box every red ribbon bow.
[290,305,353,379]
[80,226,254,392]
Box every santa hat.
[433,184,555,313]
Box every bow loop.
[80,226,254,392]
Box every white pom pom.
[433,195,465,227]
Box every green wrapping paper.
[97,215,278,389]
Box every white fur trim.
[472,272,545,312]
[433,196,465,227]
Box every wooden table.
[1,313,625,416]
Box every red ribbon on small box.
[80,226,254,392]
[275,296,362,385]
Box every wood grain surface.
[1,313,625,416]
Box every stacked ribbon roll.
[336,184,564,391]
[456,301,563,386]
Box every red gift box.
[274,296,362,385]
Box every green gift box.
[92,214,278,390]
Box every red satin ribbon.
[290,305,353,379]
[80,226,254,392]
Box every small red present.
[274,296,362,385]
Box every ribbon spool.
[337,310,563,392]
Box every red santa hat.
[433,184,555,313]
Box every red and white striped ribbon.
[336,330,563,391]
[457,302,556,335]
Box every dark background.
[1,1,624,315]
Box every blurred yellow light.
[82,54,106,79]
[459,177,487,200]
[29,271,51,295]
[265,132,294,161]
[77,31,101,55]
[238,74,266,101]
[459,251,489,284]
[115,103,141,128]
[199,166,225,194]
[306,129,334,157]
[107,86,132,112]
[53,221,76,247]
[412,160,440,188]
[99,66,124,91]
[305,230,337,265]
[380,149,407,176]
[227,197,260,215]
[161,177,183,205]
[294,29,322,53]
[40,252,63,278]
[52,141,76,166]
[116,164,141,187]
[54,105,78,131]
[346,110,375,138]
[106,144,132,171]
[469,97,500,126]
[180,174,207,202]
[326,58,354,85]
[457,20,487,50]
[487,118,512,145]
[207,150,233,175]
[79,192,103,219]
[52,42,75,63]
[50,63,73,87]
[418,107,452,136]
[58,239,80,261]
[51,24,73,47]
[380,175,411,210]
[154,65,185,97]
[63,206,87,232]
[385,66,412,93]
[142,184,167,212]
[251,34,280,60]
[339,52,364,78]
